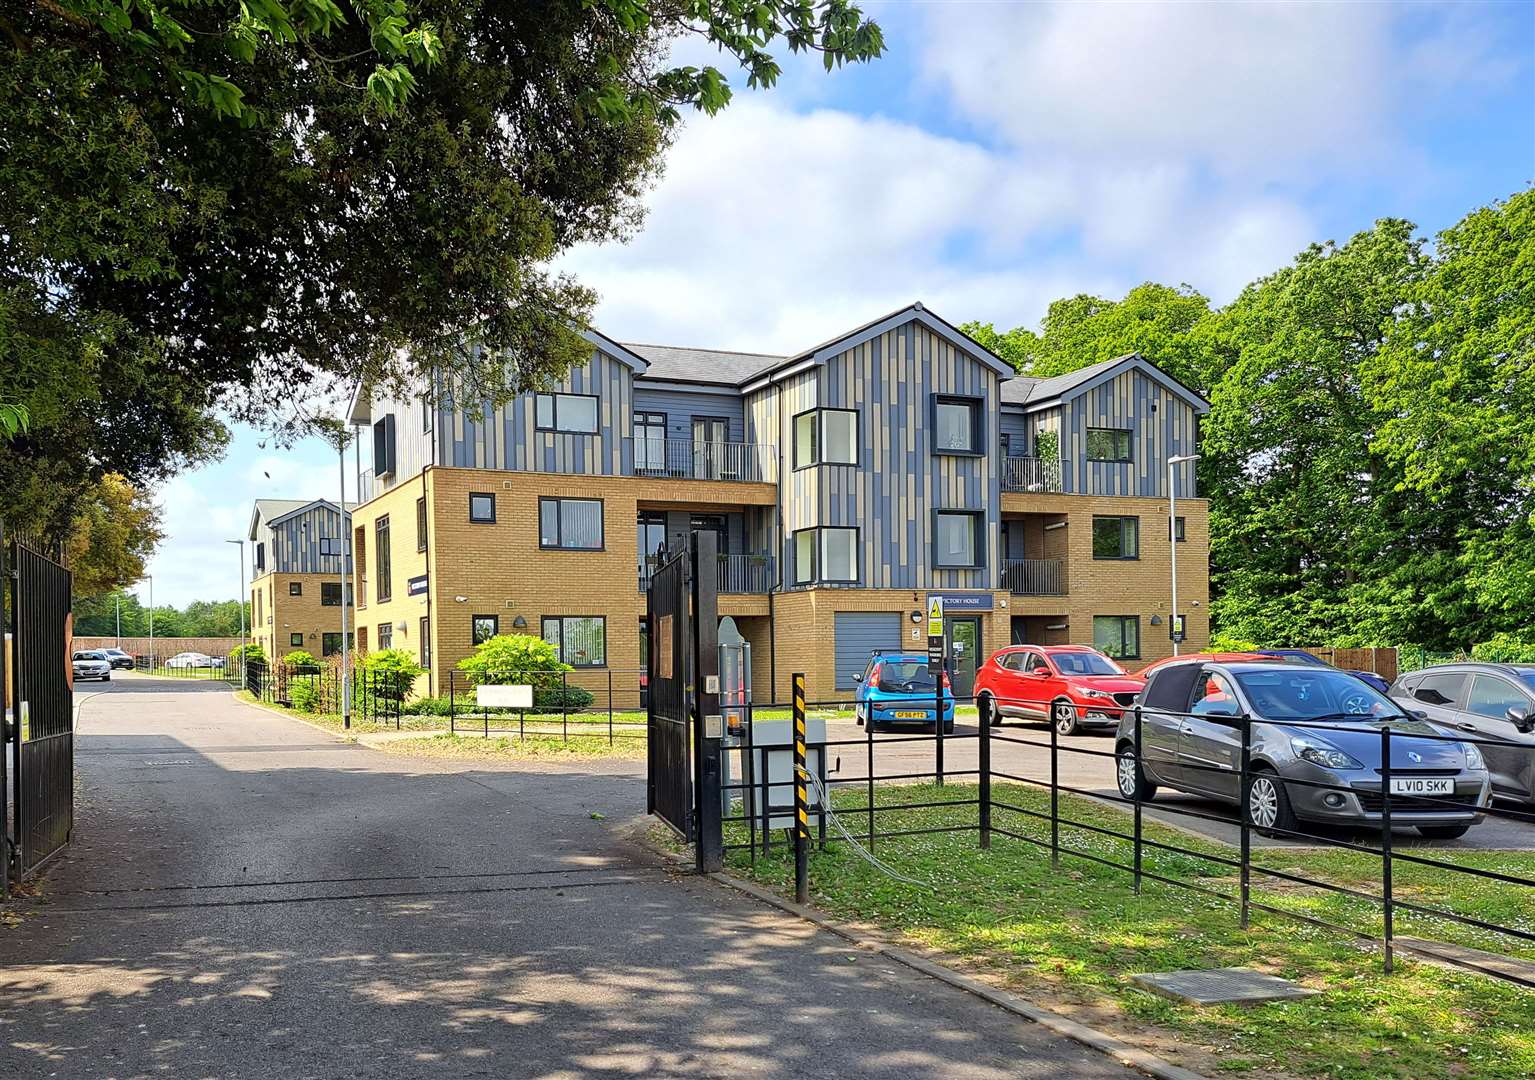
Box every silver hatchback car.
[1115,661,1491,839]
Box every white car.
[72,650,112,682]
[165,652,215,669]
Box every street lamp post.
[339,432,351,731]
[1168,454,1201,656]
[226,539,246,685]
[146,575,154,667]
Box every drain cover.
[1130,967,1318,1005]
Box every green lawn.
[721,781,1535,1080]
[375,732,647,760]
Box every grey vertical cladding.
[270,505,351,574]
[447,348,632,476]
[999,408,1030,450]
[778,369,819,583]
[632,388,746,442]
[797,319,994,592]
[1057,369,1199,497]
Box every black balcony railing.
[640,552,774,594]
[629,438,776,483]
[1001,557,1066,595]
[1001,455,1064,493]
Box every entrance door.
[945,616,981,698]
[692,417,728,479]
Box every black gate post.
[691,530,723,874]
[0,527,9,900]
[978,690,991,850]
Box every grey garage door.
[833,612,903,690]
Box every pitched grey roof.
[1023,354,1135,402]
[625,343,786,386]
[999,375,1041,405]
[253,498,310,521]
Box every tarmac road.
[0,676,1138,1080]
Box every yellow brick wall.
[341,466,1212,703]
[1002,491,1211,664]
[251,571,357,660]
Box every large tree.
[2,0,883,544]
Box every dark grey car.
[1116,661,1491,839]
[1388,662,1535,805]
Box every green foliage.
[0,403,28,439]
[458,634,570,687]
[535,685,595,711]
[969,193,1535,653]
[73,591,249,637]
[1209,633,1261,652]
[2,1,882,544]
[1470,634,1535,665]
[230,643,265,665]
[289,680,320,714]
[359,648,423,704]
[401,695,455,717]
[284,650,320,673]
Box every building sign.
[927,591,993,612]
[476,684,532,709]
[927,596,945,674]
[407,574,428,597]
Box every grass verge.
[236,691,646,756]
[721,781,1534,1080]
[373,732,647,760]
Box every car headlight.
[1082,688,1112,700]
[1290,735,1363,770]
[1463,742,1485,771]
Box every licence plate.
[891,711,928,719]
[1389,777,1454,796]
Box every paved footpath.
[1,677,1137,1079]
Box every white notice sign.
[476,684,533,709]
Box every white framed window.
[793,526,859,584]
[792,408,858,468]
[933,510,984,568]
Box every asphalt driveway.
[1,677,1138,1079]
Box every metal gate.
[645,531,723,870]
[3,537,74,892]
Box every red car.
[1129,652,1274,682]
[974,644,1144,736]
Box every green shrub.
[457,633,570,687]
[1470,633,1535,664]
[290,680,320,713]
[284,649,321,673]
[230,642,266,665]
[535,685,594,711]
[359,648,424,704]
[1210,632,1261,652]
[402,695,455,716]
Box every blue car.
[852,651,956,733]
[1256,650,1390,693]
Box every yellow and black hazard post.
[792,671,809,905]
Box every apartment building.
[247,498,355,660]
[341,302,1210,702]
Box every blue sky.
[143,0,1535,608]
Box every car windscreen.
[72,652,103,660]
[1232,669,1398,721]
[1515,670,1535,693]
[1052,653,1125,676]
[877,662,936,692]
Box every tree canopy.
[2,0,883,547]
[73,590,249,638]
[968,188,1535,652]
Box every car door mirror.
[1407,708,1428,722]
[852,673,863,683]
[1030,668,1049,678]
[1508,705,1534,733]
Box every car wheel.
[1417,825,1470,840]
[1116,743,1156,802]
[978,692,1000,727]
[1248,769,1298,838]
[103,674,111,681]
[1053,700,1080,737]
[944,722,955,735]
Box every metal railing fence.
[445,668,648,745]
[711,682,1535,990]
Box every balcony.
[1002,558,1066,596]
[639,552,775,594]
[1001,456,1063,493]
[629,439,777,484]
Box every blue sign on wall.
[927,592,993,612]
[407,574,429,597]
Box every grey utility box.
[732,718,828,831]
